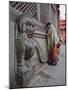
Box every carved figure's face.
[23,20,35,38]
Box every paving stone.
[27,45,66,87]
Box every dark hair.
[46,22,51,27]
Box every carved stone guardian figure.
[15,13,46,87]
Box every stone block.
[15,66,35,87]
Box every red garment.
[48,45,59,64]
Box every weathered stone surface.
[16,66,35,87]
[27,45,66,87]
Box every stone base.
[15,66,35,88]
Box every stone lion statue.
[15,12,46,87]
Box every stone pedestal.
[16,66,35,87]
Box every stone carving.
[15,13,47,87]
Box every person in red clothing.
[45,22,62,66]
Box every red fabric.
[48,45,59,64]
